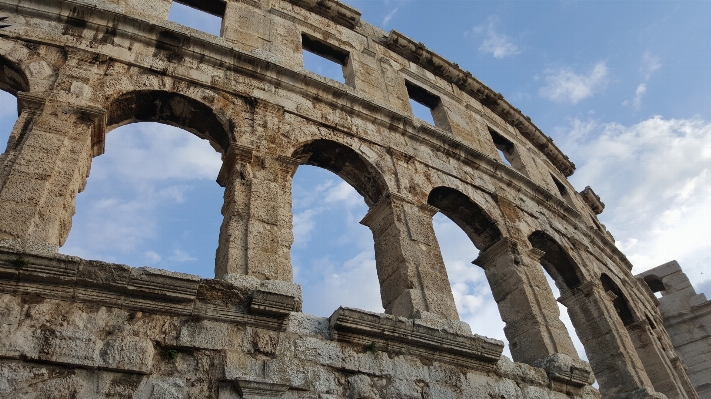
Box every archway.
[107,90,232,153]
[290,140,386,315]
[427,187,509,351]
[0,55,29,185]
[528,231,583,292]
[61,90,229,276]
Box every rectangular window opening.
[489,128,528,176]
[301,34,352,85]
[168,0,225,37]
[551,174,577,210]
[405,81,451,131]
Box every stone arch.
[106,90,233,153]
[528,230,583,291]
[426,186,502,251]
[601,273,636,326]
[292,139,388,207]
[643,274,667,294]
[0,54,30,95]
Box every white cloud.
[96,123,222,182]
[624,52,661,110]
[641,51,662,80]
[539,62,609,104]
[325,181,363,208]
[475,19,520,59]
[169,249,197,262]
[564,116,711,287]
[145,251,162,263]
[383,7,398,25]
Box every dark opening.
[405,81,451,131]
[0,56,30,95]
[643,275,667,293]
[601,273,635,326]
[175,0,226,17]
[168,0,224,36]
[301,34,351,85]
[107,91,231,153]
[488,128,529,176]
[292,139,386,207]
[550,174,577,210]
[427,187,501,251]
[528,231,582,290]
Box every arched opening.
[643,275,667,299]
[0,56,29,158]
[427,187,501,250]
[527,231,587,359]
[528,231,583,291]
[290,140,385,316]
[60,91,229,277]
[427,187,508,352]
[107,90,231,153]
[601,273,635,326]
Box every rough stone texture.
[0,0,704,397]
[637,262,711,398]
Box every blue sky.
[2,0,711,361]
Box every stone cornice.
[329,307,504,370]
[0,249,292,332]
[580,186,605,215]
[384,30,576,178]
[285,0,361,29]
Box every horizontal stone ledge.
[329,307,504,370]
[0,249,296,332]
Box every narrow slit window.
[405,81,451,131]
[301,34,352,85]
[168,0,225,36]
[488,128,528,176]
[551,174,577,210]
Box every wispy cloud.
[169,249,197,262]
[474,18,520,59]
[539,62,609,104]
[564,116,711,289]
[624,52,661,110]
[382,7,398,26]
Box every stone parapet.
[329,307,504,370]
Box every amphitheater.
[0,0,710,398]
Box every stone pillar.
[215,145,297,282]
[473,237,580,365]
[360,192,459,320]
[627,320,690,399]
[559,281,664,399]
[0,94,105,252]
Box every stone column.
[215,145,297,283]
[559,281,664,399]
[0,94,105,252]
[360,192,459,320]
[627,320,692,399]
[473,237,580,365]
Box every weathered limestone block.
[627,320,691,399]
[0,96,104,250]
[637,262,711,398]
[215,145,297,283]
[360,192,459,320]
[473,238,581,365]
[559,281,660,398]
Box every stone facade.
[0,0,704,398]
[637,262,711,398]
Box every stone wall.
[0,0,702,397]
[637,262,711,398]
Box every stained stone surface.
[0,0,705,397]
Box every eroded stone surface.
[0,0,705,397]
